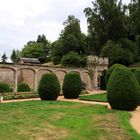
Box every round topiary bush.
[62,72,82,99]
[0,82,10,93]
[107,67,140,110]
[134,69,140,85]
[17,83,30,92]
[38,73,60,100]
[105,63,126,85]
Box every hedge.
[62,72,82,99]
[107,67,139,110]
[38,73,60,100]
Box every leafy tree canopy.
[21,42,45,58]
[51,15,87,65]
[101,40,135,66]
[129,0,140,36]
[20,35,50,63]
[84,0,127,55]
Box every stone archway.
[0,66,16,92]
[80,71,92,90]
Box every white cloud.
[0,0,130,60]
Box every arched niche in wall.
[0,66,16,91]
[17,68,36,90]
[80,71,92,90]
[36,69,53,86]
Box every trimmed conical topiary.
[107,67,140,110]
[38,73,60,100]
[62,72,82,99]
[105,64,126,85]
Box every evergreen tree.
[10,49,19,63]
[129,0,140,37]
[1,53,7,63]
[51,15,87,65]
[84,0,127,55]
[36,34,50,56]
[60,15,87,55]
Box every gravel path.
[58,96,109,107]
[130,106,140,134]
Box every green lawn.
[0,101,139,140]
[80,93,107,102]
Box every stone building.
[18,57,40,64]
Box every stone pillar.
[87,56,98,90]
[93,67,98,89]
[34,71,38,92]
[14,70,17,92]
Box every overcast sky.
[0,0,130,59]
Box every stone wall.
[55,70,66,88]
[0,63,108,92]
[21,68,35,90]
[0,67,14,86]
[80,72,92,90]
[37,69,52,86]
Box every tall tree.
[63,34,79,54]
[51,40,64,64]
[136,35,140,60]
[36,34,50,56]
[20,35,50,63]
[84,0,127,55]
[1,53,7,63]
[51,15,87,65]
[37,35,49,46]
[60,16,81,40]
[56,15,87,55]
[129,0,140,38]
[60,15,87,55]
[10,49,20,63]
[21,42,45,58]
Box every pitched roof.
[19,57,40,64]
